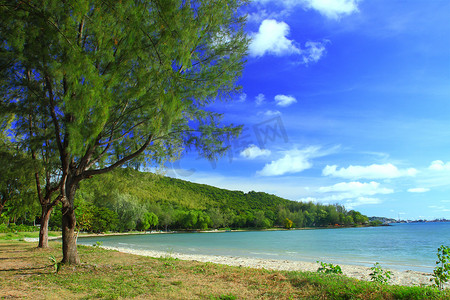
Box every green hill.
[48,168,368,232]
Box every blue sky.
[166,0,450,220]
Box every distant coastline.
[370,216,450,224]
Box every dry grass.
[1,240,448,299]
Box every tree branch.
[83,134,153,178]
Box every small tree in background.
[283,218,293,229]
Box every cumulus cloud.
[248,19,329,63]
[255,93,266,105]
[240,145,271,159]
[275,94,297,107]
[249,19,300,57]
[322,163,418,179]
[407,188,430,193]
[303,0,361,19]
[258,146,322,176]
[429,160,450,171]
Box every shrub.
[431,245,450,290]
[370,262,392,284]
[0,223,38,233]
[317,261,343,274]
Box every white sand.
[101,246,448,288]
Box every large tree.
[1,0,248,264]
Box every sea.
[77,222,450,273]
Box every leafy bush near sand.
[316,261,343,274]
[370,262,392,284]
[432,245,450,290]
[0,223,38,233]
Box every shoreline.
[23,230,448,289]
[100,245,445,288]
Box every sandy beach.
[100,245,446,288]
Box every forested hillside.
[40,168,368,232]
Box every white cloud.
[237,93,247,103]
[310,181,392,208]
[259,110,282,117]
[407,187,430,193]
[303,0,360,19]
[249,19,300,57]
[240,145,271,159]
[302,41,328,64]
[318,181,393,198]
[248,19,329,63]
[323,163,418,179]
[275,94,297,107]
[255,93,266,105]
[314,181,391,208]
[252,0,361,20]
[429,160,450,171]
[346,197,382,209]
[258,146,322,176]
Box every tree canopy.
[1,0,249,264]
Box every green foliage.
[283,218,293,229]
[369,220,383,226]
[49,255,62,273]
[431,245,450,290]
[317,261,343,275]
[0,129,38,222]
[93,241,103,248]
[0,223,39,233]
[369,262,392,284]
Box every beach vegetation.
[48,255,62,273]
[2,240,449,299]
[316,261,343,274]
[370,262,392,284]
[432,245,450,290]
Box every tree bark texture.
[61,201,79,264]
[38,206,53,248]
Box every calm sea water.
[78,222,450,272]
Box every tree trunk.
[38,205,53,248]
[61,201,80,264]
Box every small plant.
[49,255,62,273]
[93,241,103,247]
[370,262,392,284]
[211,294,237,300]
[431,245,450,290]
[316,261,343,274]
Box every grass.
[0,240,449,299]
